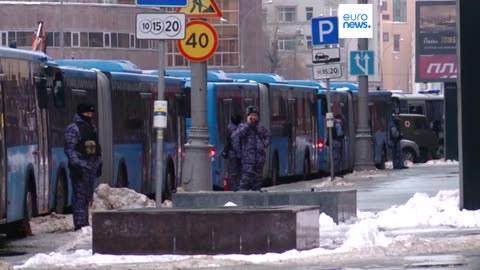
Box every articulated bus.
[56,59,188,198]
[161,71,319,187]
[227,73,319,185]
[286,80,355,175]
[286,80,393,172]
[0,50,187,235]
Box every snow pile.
[30,212,74,234]
[31,184,159,234]
[92,184,156,210]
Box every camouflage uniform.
[232,121,271,191]
[332,116,345,176]
[388,119,404,169]
[64,114,102,230]
[226,121,241,191]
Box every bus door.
[34,73,49,213]
[139,92,152,193]
[0,71,6,219]
[176,90,190,188]
[287,98,297,174]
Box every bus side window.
[321,97,328,115]
[34,75,48,109]
[175,94,188,116]
[53,73,65,108]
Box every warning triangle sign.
[176,0,222,18]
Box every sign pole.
[353,0,375,171]
[325,77,335,180]
[155,6,166,207]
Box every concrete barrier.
[92,206,320,255]
[172,189,356,223]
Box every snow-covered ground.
[15,159,477,270]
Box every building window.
[16,31,31,47]
[129,34,135,48]
[306,35,312,49]
[393,0,407,22]
[306,7,313,21]
[381,1,388,11]
[393,34,401,52]
[278,36,296,50]
[278,7,296,22]
[104,33,111,48]
[89,32,103,47]
[72,32,80,47]
[382,14,390,20]
[118,33,129,48]
[80,32,88,47]
[383,32,389,42]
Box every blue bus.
[286,80,355,175]
[287,80,393,172]
[227,73,319,185]
[0,51,187,235]
[56,59,188,198]
[0,47,52,235]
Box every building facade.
[262,0,382,85]
[0,0,268,72]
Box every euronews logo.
[338,4,373,38]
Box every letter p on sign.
[311,16,339,46]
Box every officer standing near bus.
[64,103,102,231]
[332,114,345,177]
[232,106,271,191]
[389,117,408,169]
[222,114,243,191]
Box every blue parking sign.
[311,17,338,45]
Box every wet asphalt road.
[2,163,477,270]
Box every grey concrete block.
[172,189,357,223]
[92,206,320,255]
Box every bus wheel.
[12,183,35,238]
[55,172,67,214]
[303,156,310,180]
[271,156,279,186]
[116,164,128,188]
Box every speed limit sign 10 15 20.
[177,20,218,62]
[136,13,186,40]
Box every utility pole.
[354,0,375,171]
[155,7,166,207]
[181,60,212,191]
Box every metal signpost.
[177,2,221,191]
[339,2,375,171]
[136,1,187,207]
[311,16,342,180]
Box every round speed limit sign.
[177,21,218,62]
[136,13,186,40]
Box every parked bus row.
[0,47,444,235]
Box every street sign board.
[176,0,222,18]
[136,13,186,40]
[312,63,342,80]
[311,17,339,45]
[136,0,188,6]
[177,20,218,62]
[350,50,374,75]
[312,47,341,64]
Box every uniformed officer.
[64,103,102,231]
[232,106,271,191]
